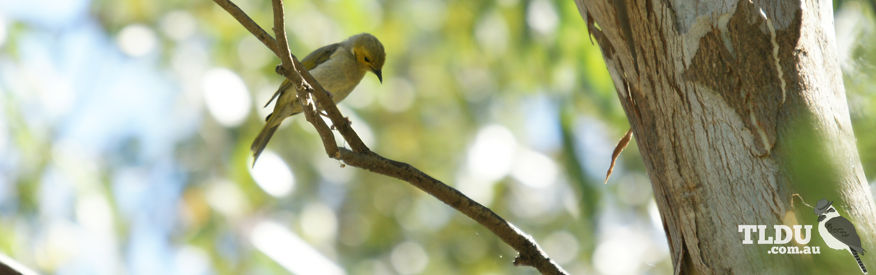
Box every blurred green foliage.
[0,0,874,274]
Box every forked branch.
[212,0,568,273]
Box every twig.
[337,148,566,273]
[0,253,36,275]
[212,0,279,54]
[791,193,815,209]
[267,0,368,152]
[268,0,339,158]
[270,0,291,65]
[604,128,632,184]
[213,0,568,273]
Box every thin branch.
[293,54,369,152]
[337,148,566,273]
[266,0,341,157]
[268,0,368,152]
[214,0,568,273]
[269,0,294,73]
[302,96,340,157]
[293,84,339,156]
[212,0,279,54]
[268,0,338,158]
[0,253,36,275]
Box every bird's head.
[818,206,840,222]
[349,33,385,83]
[822,206,840,219]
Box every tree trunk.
[574,0,876,273]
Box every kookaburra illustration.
[815,199,867,274]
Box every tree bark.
[574,0,876,273]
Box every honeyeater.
[251,33,385,165]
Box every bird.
[815,199,867,274]
[250,33,385,165]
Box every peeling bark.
[575,0,876,273]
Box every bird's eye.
[828,208,835,212]
[364,57,371,62]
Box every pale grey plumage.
[251,33,385,165]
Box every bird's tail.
[251,124,278,167]
[852,249,868,274]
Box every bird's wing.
[301,43,341,71]
[263,79,293,108]
[263,43,342,108]
[826,217,864,250]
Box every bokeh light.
[300,202,339,244]
[466,124,517,182]
[249,150,295,197]
[117,24,158,57]
[250,220,345,275]
[0,16,7,47]
[160,11,196,41]
[390,241,429,274]
[1,0,873,274]
[201,67,252,127]
[205,179,251,218]
[527,0,559,36]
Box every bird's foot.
[275,64,285,75]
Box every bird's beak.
[372,68,382,83]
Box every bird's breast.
[308,50,367,103]
[818,220,848,250]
